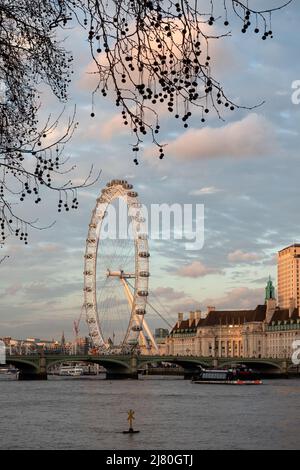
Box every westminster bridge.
[4,353,297,380]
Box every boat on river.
[192,364,262,385]
[59,365,84,376]
[0,367,18,379]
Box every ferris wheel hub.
[106,269,135,279]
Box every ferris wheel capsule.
[137,290,148,297]
[139,271,150,278]
[127,191,138,198]
[135,308,146,315]
[123,183,133,190]
[138,234,148,240]
[132,325,143,332]
[130,202,142,208]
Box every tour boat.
[0,367,18,379]
[59,365,84,376]
[192,364,262,385]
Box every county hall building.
[167,245,300,359]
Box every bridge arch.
[46,357,131,371]
[6,358,39,373]
[5,357,42,380]
[219,359,283,373]
[137,356,211,370]
[45,355,136,379]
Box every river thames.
[0,376,299,450]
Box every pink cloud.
[3,283,23,296]
[201,287,265,310]
[164,114,276,160]
[176,261,222,278]
[150,286,201,316]
[228,250,262,263]
[175,297,202,313]
[151,286,187,301]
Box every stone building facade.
[167,279,300,359]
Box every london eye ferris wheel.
[83,179,158,354]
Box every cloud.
[174,297,202,313]
[151,286,187,301]
[152,291,201,314]
[1,283,23,298]
[149,286,201,316]
[249,276,269,285]
[190,186,222,196]
[201,287,265,310]
[37,243,63,253]
[176,261,222,278]
[0,280,82,303]
[100,114,124,140]
[164,114,277,160]
[263,254,277,266]
[227,250,262,263]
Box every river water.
[0,376,299,450]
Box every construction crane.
[73,307,83,354]
[0,255,9,265]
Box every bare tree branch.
[0,0,293,243]
[0,0,100,244]
[71,0,293,163]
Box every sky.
[1,0,300,341]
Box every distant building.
[154,328,169,339]
[60,331,66,353]
[153,329,169,355]
[278,244,300,309]
[167,278,300,359]
[0,337,60,354]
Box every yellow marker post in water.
[128,409,135,430]
[123,409,140,434]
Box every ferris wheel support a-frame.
[107,270,158,352]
